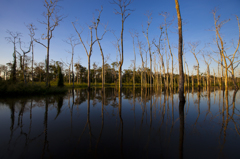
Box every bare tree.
[160,12,175,89]
[185,61,190,88]
[175,0,185,102]
[111,0,133,91]
[92,62,98,85]
[129,30,137,88]
[136,34,145,89]
[142,11,153,87]
[188,41,204,90]
[153,26,164,88]
[202,54,212,87]
[19,38,32,84]
[5,30,21,82]
[93,6,108,91]
[34,0,64,87]
[212,9,240,91]
[26,24,37,84]
[227,16,240,90]
[72,21,98,90]
[64,35,80,89]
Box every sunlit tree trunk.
[72,22,97,90]
[143,12,153,87]
[130,31,136,88]
[213,69,216,86]
[137,35,145,89]
[111,0,133,91]
[175,0,185,102]
[94,8,107,91]
[161,12,174,89]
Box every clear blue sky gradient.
[0,0,239,75]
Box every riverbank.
[0,81,67,96]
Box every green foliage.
[0,81,67,97]
[57,65,64,87]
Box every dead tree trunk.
[111,0,133,91]
[19,38,32,84]
[143,12,153,87]
[5,30,21,82]
[72,22,98,90]
[64,36,80,89]
[94,7,107,91]
[34,0,64,87]
[175,0,185,102]
[130,30,137,88]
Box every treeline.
[1,58,239,89]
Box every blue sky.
[0,0,239,75]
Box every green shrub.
[57,66,64,87]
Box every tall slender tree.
[160,12,175,89]
[153,26,164,88]
[202,54,211,87]
[129,30,137,88]
[64,35,80,89]
[136,34,145,89]
[19,38,32,84]
[143,11,153,87]
[5,30,21,82]
[212,9,240,91]
[34,0,64,87]
[27,24,37,84]
[93,6,108,91]
[111,0,133,91]
[175,0,185,102]
[72,22,98,90]
[188,41,204,90]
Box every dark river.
[0,87,239,159]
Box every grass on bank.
[0,80,67,96]
[62,82,142,88]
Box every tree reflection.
[95,88,104,156]
[8,100,16,146]
[230,90,240,136]
[55,95,64,119]
[41,97,49,158]
[179,100,185,159]
[118,88,123,158]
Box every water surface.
[0,87,239,159]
